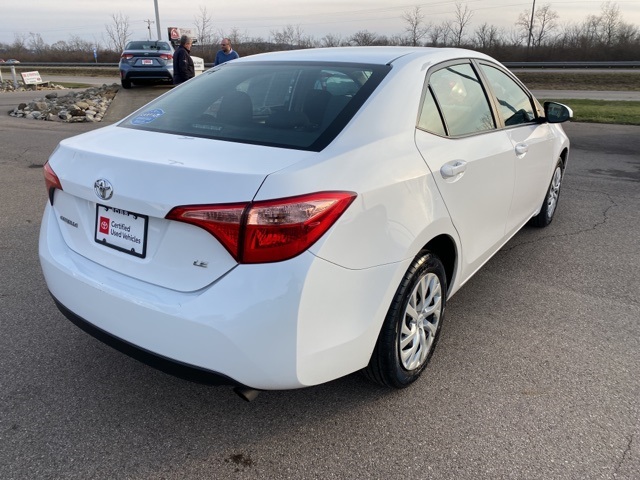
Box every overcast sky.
[2,0,639,47]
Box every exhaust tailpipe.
[233,386,260,402]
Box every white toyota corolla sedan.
[39,47,571,397]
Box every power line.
[144,19,155,40]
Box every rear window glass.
[125,41,172,51]
[120,61,390,151]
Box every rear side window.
[429,64,495,136]
[121,62,390,151]
[417,87,446,136]
[479,64,536,126]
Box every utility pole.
[154,0,162,41]
[144,19,155,40]
[527,0,536,51]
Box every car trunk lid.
[47,126,308,292]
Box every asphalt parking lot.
[0,85,638,479]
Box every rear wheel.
[364,251,446,388]
[529,158,564,227]
[121,79,132,89]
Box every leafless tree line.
[1,2,638,63]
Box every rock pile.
[0,79,68,93]
[6,82,120,123]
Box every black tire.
[529,158,564,228]
[364,251,447,388]
[121,79,132,89]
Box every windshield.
[120,61,390,151]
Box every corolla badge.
[94,179,114,200]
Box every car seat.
[217,91,253,126]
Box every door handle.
[440,160,467,179]
[515,143,529,155]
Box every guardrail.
[503,61,640,69]
[1,63,119,69]
[4,61,640,69]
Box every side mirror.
[543,101,573,123]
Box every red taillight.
[159,53,173,60]
[243,192,356,263]
[167,203,247,260]
[43,161,62,204]
[121,53,134,60]
[166,192,357,264]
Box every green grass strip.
[540,98,640,126]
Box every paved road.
[533,89,640,101]
[0,88,639,479]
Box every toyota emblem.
[94,179,114,200]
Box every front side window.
[429,64,495,136]
[480,64,536,126]
[120,62,390,151]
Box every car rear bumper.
[120,67,173,82]
[50,294,240,386]
[39,203,405,390]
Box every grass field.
[510,71,640,125]
[538,98,640,126]
[513,71,640,91]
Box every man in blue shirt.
[214,38,239,66]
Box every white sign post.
[11,66,18,89]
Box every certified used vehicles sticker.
[130,108,165,125]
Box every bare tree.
[516,3,559,47]
[474,23,502,49]
[615,22,640,46]
[320,33,343,47]
[388,34,409,46]
[375,35,391,46]
[10,34,28,53]
[194,5,215,56]
[50,40,69,53]
[68,35,95,52]
[105,12,131,52]
[534,4,559,46]
[447,2,474,46]
[402,6,429,46]
[506,28,525,47]
[28,33,47,54]
[581,14,602,47]
[349,30,378,46]
[270,24,310,47]
[427,23,448,46]
[598,1,621,46]
[222,27,246,46]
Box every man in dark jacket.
[173,35,195,85]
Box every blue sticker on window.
[131,109,165,125]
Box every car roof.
[235,46,496,66]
